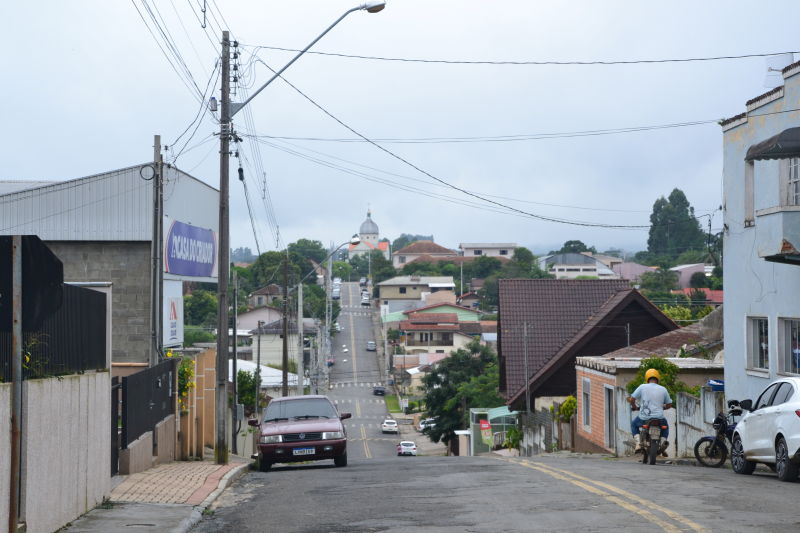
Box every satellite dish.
[764,53,794,88]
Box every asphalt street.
[329,282,402,461]
[194,452,798,533]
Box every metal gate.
[111,376,121,476]
[121,359,176,449]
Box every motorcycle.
[631,403,668,466]
[693,400,742,468]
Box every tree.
[626,356,699,403]
[392,235,415,251]
[387,328,400,341]
[712,265,723,278]
[287,239,327,263]
[421,340,498,444]
[549,240,597,255]
[647,189,706,259]
[511,247,534,265]
[184,290,218,326]
[471,255,503,278]
[660,305,691,323]
[477,276,499,306]
[689,272,708,289]
[332,261,353,281]
[639,267,679,292]
[369,249,398,285]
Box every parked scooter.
[693,400,742,468]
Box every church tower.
[359,209,379,246]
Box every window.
[751,318,770,370]
[399,287,407,294]
[499,250,508,255]
[441,333,451,341]
[436,350,444,353]
[473,250,482,256]
[257,296,263,305]
[754,383,779,410]
[399,256,406,264]
[566,268,580,272]
[790,158,800,206]
[412,287,417,290]
[582,268,596,272]
[786,320,800,374]
[582,378,591,427]
[557,268,565,272]
[772,382,795,406]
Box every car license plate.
[293,447,315,456]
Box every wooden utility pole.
[256,321,262,416]
[231,271,238,454]
[282,255,289,396]
[297,281,303,396]
[215,30,231,465]
[524,322,530,415]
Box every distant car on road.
[382,420,399,434]
[335,323,341,333]
[417,418,435,432]
[366,341,376,351]
[398,441,417,456]
[359,277,367,286]
[334,277,342,283]
[332,290,340,300]
[361,297,370,307]
[373,386,385,396]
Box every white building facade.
[458,243,518,258]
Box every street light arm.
[292,239,358,290]
[230,5,363,119]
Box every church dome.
[359,210,379,235]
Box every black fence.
[121,358,177,449]
[111,376,121,475]
[0,284,107,383]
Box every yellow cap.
[645,369,661,383]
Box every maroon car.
[249,395,351,471]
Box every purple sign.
[164,220,217,278]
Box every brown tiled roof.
[252,283,281,296]
[393,240,455,255]
[720,112,746,127]
[404,254,508,266]
[402,303,480,315]
[407,312,458,323]
[479,321,498,333]
[458,322,483,335]
[400,321,459,331]
[746,86,783,107]
[498,279,676,406]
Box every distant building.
[538,253,620,279]
[247,284,282,308]
[613,262,655,284]
[459,243,518,258]
[376,275,455,302]
[669,263,708,289]
[349,209,390,260]
[393,240,456,268]
[398,312,474,356]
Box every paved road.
[194,453,796,532]
[329,282,400,461]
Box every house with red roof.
[670,288,723,307]
[399,312,475,356]
[392,240,457,268]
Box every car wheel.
[776,437,799,482]
[258,459,272,472]
[731,435,757,475]
[334,452,348,468]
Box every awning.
[746,127,800,161]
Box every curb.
[200,462,249,509]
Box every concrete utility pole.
[282,254,289,397]
[232,271,238,455]
[150,135,162,367]
[215,30,231,465]
[297,281,304,396]
[256,321,262,416]
[9,236,21,533]
[524,322,530,415]
[326,242,333,390]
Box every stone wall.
[45,241,152,364]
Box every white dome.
[359,210,379,235]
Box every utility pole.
[297,281,304,395]
[150,135,162,367]
[231,271,238,455]
[256,321,262,416]
[524,322,530,415]
[282,254,289,397]
[626,323,630,348]
[326,242,333,391]
[9,236,21,533]
[215,30,231,465]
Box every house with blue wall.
[721,60,800,403]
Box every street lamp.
[215,2,385,467]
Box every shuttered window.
[582,378,591,427]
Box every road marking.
[361,427,372,458]
[533,462,709,533]
[350,313,357,380]
[356,403,361,416]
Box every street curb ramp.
[180,462,249,532]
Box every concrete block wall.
[17,373,110,533]
[120,432,154,476]
[45,241,152,364]
[0,384,10,531]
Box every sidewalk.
[62,457,249,532]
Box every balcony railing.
[405,339,453,347]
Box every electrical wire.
[241,45,800,67]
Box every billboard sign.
[164,219,218,279]
[480,419,493,447]
[163,280,184,348]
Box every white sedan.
[382,420,399,434]
[417,418,435,432]
[398,441,417,456]
[732,376,800,481]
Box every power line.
[242,45,799,67]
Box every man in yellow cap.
[628,369,672,455]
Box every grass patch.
[385,395,401,413]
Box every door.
[604,386,615,449]
[746,383,779,457]
[763,382,795,459]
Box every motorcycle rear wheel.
[694,437,728,468]
[649,440,659,466]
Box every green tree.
[639,267,679,292]
[549,240,597,255]
[287,238,327,263]
[332,261,353,281]
[456,363,506,411]
[712,265,723,278]
[660,305,691,322]
[392,235,416,251]
[184,290,218,326]
[689,272,708,289]
[647,189,706,259]
[477,276,499,306]
[471,256,503,278]
[369,249,398,285]
[421,340,499,444]
[511,247,535,265]
[626,356,700,403]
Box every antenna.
[764,53,794,88]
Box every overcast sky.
[6,1,797,255]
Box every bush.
[408,401,417,411]
[184,329,215,347]
[626,356,699,404]
[552,395,576,422]
[660,305,692,322]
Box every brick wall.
[575,367,616,452]
[45,241,152,364]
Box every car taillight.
[796,410,800,418]
[413,447,416,450]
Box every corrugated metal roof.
[0,181,59,195]
[378,276,455,286]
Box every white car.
[732,377,800,481]
[361,297,370,307]
[417,418,435,432]
[382,420,399,434]
[398,441,417,456]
